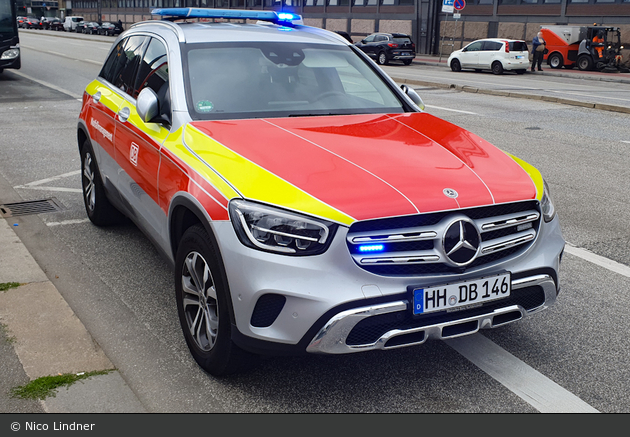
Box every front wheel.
[377,51,388,65]
[175,225,257,376]
[491,61,504,75]
[577,55,594,71]
[80,139,125,226]
[450,59,461,72]
[548,53,563,69]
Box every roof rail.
[130,19,186,42]
[150,8,303,27]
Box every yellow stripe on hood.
[506,153,544,200]
[184,125,355,226]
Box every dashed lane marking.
[424,104,478,115]
[46,218,91,227]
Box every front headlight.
[1,48,19,60]
[541,180,556,222]
[229,199,337,256]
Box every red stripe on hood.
[189,112,536,221]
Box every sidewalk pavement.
[0,217,147,413]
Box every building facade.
[60,0,630,55]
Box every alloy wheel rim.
[181,251,219,352]
[82,152,96,212]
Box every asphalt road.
[2,30,630,414]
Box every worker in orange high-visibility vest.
[592,31,605,59]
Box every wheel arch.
[168,193,238,326]
[77,120,89,152]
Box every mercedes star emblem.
[443,218,481,266]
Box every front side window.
[134,37,168,98]
[184,43,406,120]
[99,36,148,95]
[464,41,483,52]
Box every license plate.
[516,55,524,59]
[412,273,511,315]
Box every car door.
[113,36,171,241]
[459,41,483,68]
[479,40,502,69]
[357,34,376,57]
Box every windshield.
[184,42,406,120]
[0,0,18,40]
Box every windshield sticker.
[196,101,214,113]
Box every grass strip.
[11,369,114,400]
[0,282,21,292]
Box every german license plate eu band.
[413,273,511,315]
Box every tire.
[80,139,125,226]
[450,59,461,72]
[548,53,563,69]
[175,224,257,376]
[377,51,388,66]
[577,55,594,71]
[402,59,412,66]
[515,69,526,75]
[491,61,504,75]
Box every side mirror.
[137,88,160,124]
[401,84,425,111]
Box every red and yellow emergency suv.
[78,8,565,375]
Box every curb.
[0,218,146,413]
[391,76,630,114]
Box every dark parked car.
[16,16,28,27]
[80,22,101,34]
[41,17,63,31]
[355,32,416,65]
[98,22,123,36]
[20,17,43,29]
[75,21,88,33]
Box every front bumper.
[213,211,564,355]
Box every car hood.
[186,112,541,225]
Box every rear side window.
[99,36,148,95]
[509,41,528,52]
[482,41,503,51]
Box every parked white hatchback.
[448,38,529,75]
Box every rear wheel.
[175,224,257,376]
[548,53,563,69]
[577,55,594,71]
[377,51,388,65]
[491,61,504,75]
[80,139,125,226]
[450,59,461,72]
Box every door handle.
[118,106,130,123]
[93,91,101,103]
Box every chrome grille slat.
[347,202,541,275]
[478,212,540,232]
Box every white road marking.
[622,140,630,144]
[9,70,83,100]
[549,89,630,103]
[46,218,90,227]
[20,44,104,65]
[424,104,477,115]
[14,170,83,193]
[16,170,81,187]
[564,243,630,278]
[446,333,600,413]
[16,186,83,193]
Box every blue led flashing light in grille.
[151,8,303,26]
[358,244,384,253]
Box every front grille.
[346,285,545,346]
[347,201,540,276]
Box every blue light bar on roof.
[151,8,303,26]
